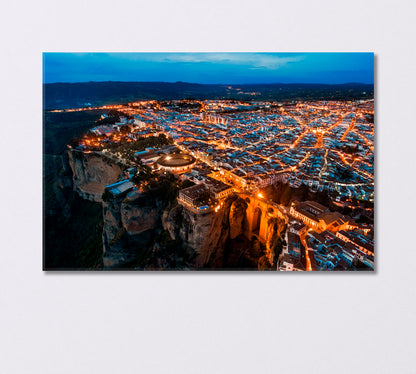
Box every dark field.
[43,110,103,155]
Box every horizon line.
[43,80,374,86]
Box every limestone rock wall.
[121,201,162,236]
[67,150,122,202]
[163,195,249,268]
[102,193,164,269]
[67,148,290,270]
[264,216,287,266]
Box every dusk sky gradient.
[43,53,374,85]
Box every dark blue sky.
[43,53,374,85]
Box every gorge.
[46,149,288,270]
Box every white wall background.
[1,1,415,373]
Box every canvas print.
[43,53,374,271]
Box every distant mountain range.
[43,81,374,110]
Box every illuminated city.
[43,53,374,271]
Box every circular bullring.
[157,153,196,172]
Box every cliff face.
[179,208,214,254]
[200,196,249,267]
[67,150,122,202]
[102,200,122,255]
[164,195,289,270]
[66,149,167,269]
[44,154,74,218]
[163,196,250,268]
[229,198,249,240]
[162,204,214,264]
[264,216,287,267]
[44,152,105,269]
[102,192,164,269]
[102,199,131,269]
[121,192,163,236]
[66,149,289,270]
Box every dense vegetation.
[43,110,104,154]
[143,173,181,209]
[107,133,173,159]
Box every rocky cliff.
[161,195,255,268]
[262,216,287,269]
[66,150,176,269]
[121,192,164,235]
[199,196,248,267]
[44,153,74,218]
[163,195,288,270]
[44,152,104,269]
[67,150,122,202]
[163,205,214,257]
[66,149,288,270]
[102,192,164,269]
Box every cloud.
[166,53,305,69]
[108,53,306,70]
